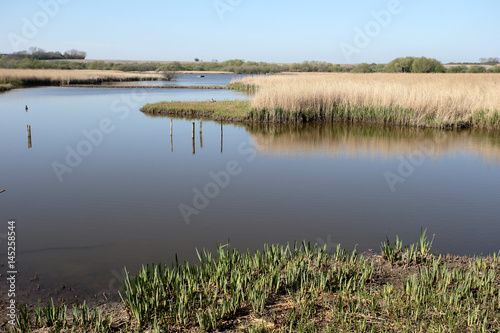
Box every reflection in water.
[200,120,203,148]
[245,122,500,163]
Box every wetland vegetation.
[10,231,500,332]
[142,73,500,129]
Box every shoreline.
[4,236,499,332]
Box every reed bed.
[14,232,500,332]
[0,68,158,86]
[233,73,500,129]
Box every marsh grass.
[13,236,500,332]
[0,83,13,92]
[234,73,500,129]
[140,100,252,120]
[0,68,158,87]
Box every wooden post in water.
[220,119,223,153]
[27,124,32,149]
[170,119,173,137]
[192,122,195,155]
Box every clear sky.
[1,0,499,64]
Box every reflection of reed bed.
[246,123,500,162]
[0,68,158,86]
[234,73,500,129]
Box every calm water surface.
[0,81,499,301]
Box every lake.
[1,76,499,303]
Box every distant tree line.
[1,47,86,62]
[1,53,498,74]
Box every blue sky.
[1,0,499,64]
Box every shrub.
[468,65,487,73]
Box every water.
[103,73,253,86]
[1,84,499,302]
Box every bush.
[351,63,374,73]
[468,65,487,73]
[448,65,468,73]
[384,57,415,73]
[489,65,500,73]
[411,57,445,73]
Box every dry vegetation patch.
[0,68,158,85]
[234,73,500,128]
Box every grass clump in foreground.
[14,230,500,332]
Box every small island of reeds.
[141,73,500,130]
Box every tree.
[64,49,87,59]
[29,47,46,59]
[194,58,200,62]
[162,71,178,81]
[411,57,444,73]
[383,57,415,73]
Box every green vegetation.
[383,56,445,73]
[141,99,500,130]
[2,52,499,74]
[141,100,252,120]
[0,83,13,92]
[13,231,500,332]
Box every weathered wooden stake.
[192,122,195,139]
[170,119,173,136]
[27,124,32,149]
[220,120,223,153]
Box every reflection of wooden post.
[27,125,32,149]
[170,135,173,152]
[199,120,203,148]
[220,120,223,153]
[170,119,173,137]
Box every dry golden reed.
[234,73,500,128]
[0,68,157,84]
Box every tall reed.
[233,73,500,128]
[0,68,158,86]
